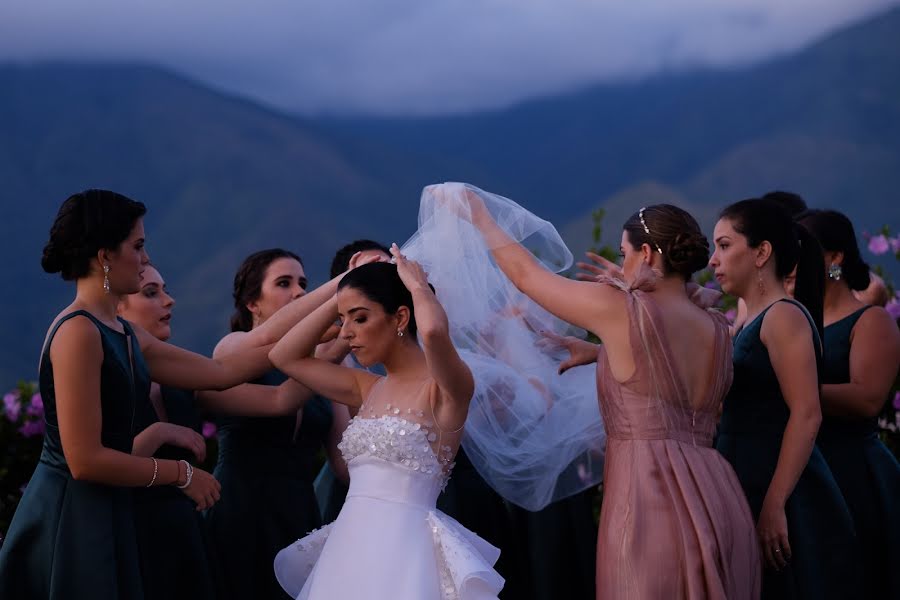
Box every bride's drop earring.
[103,264,110,294]
[397,330,404,338]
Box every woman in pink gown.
[465,190,760,599]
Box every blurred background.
[1,0,899,389]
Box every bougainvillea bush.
[0,381,220,541]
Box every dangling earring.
[828,263,842,281]
[103,264,110,294]
[757,268,766,296]
[397,330,404,338]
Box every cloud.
[0,0,896,115]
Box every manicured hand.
[390,244,431,293]
[179,466,221,511]
[575,251,623,282]
[161,423,207,463]
[347,250,389,271]
[757,497,791,571]
[537,330,599,374]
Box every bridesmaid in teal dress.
[796,209,900,598]
[206,249,354,600]
[0,190,273,599]
[120,263,327,600]
[711,198,863,599]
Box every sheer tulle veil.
[400,182,605,511]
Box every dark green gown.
[132,386,215,600]
[437,447,596,600]
[205,370,332,600]
[0,311,150,599]
[716,299,863,599]
[817,306,900,598]
[504,490,597,600]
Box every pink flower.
[18,419,45,438]
[724,308,737,323]
[893,391,900,411]
[201,421,217,439]
[868,234,889,255]
[26,393,43,417]
[886,298,900,321]
[891,236,900,255]
[3,392,21,422]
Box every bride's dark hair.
[339,262,429,337]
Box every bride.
[268,244,504,600]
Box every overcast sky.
[0,0,896,116]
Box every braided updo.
[623,204,710,279]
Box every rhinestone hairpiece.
[639,207,663,254]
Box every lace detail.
[273,523,334,596]
[427,512,504,599]
[338,415,456,489]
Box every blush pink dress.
[594,270,760,599]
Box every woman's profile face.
[620,230,649,282]
[119,265,175,341]
[249,257,307,327]
[336,286,399,367]
[107,219,150,295]
[709,218,756,298]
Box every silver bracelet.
[176,459,193,489]
[145,457,158,487]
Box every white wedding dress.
[274,379,504,599]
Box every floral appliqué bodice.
[338,408,456,490]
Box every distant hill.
[0,64,439,386]
[324,6,900,250]
[2,6,899,388]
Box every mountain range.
[1,6,898,388]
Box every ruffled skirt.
[274,493,503,599]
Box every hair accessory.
[828,263,842,281]
[103,264,111,294]
[146,457,158,487]
[638,208,663,254]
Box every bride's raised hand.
[390,244,431,293]
[575,251,623,282]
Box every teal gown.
[132,386,215,600]
[437,447,596,600]
[817,306,900,598]
[0,311,150,599]
[716,299,863,599]
[205,370,332,600]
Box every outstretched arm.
[135,324,273,391]
[466,190,622,337]
[197,379,315,416]
[269,296,376,408]
[216,252,386,355]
